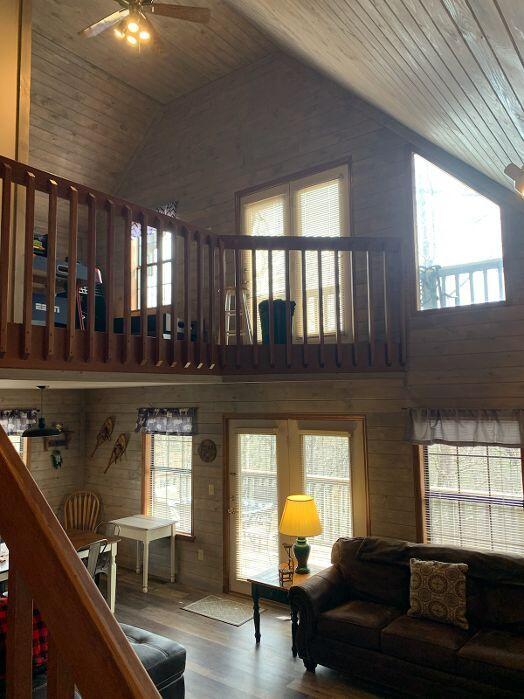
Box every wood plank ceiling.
[225,0,524,191]
[29,0,273,191]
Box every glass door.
[227,417,367,593]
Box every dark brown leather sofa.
[289,537,524,697]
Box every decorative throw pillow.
[408,558,469,630]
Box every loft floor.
[113,570,384,699]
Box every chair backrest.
[63,491,101,531]
[86,539,108,578]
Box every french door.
[227,417,367,594]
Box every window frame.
[414,444,524,551]
[236,160,352,340]
[8,435,29,467]
[409,147,509,318]
[131,227,175,312]
[142,433,195,541]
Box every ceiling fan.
[79,1,210,48]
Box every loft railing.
[0,155,406,373]
[0,427,159,698]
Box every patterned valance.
[405,408,524,447]
[131,202,178,239]
[135,408,197,435]
[0,409,38,436]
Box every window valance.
[0,409,38,436]
[135,408,197,435]
[405,408,524,447]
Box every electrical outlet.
[197,549,204,561]
[208,483,215,496]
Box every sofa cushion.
[381,614,471,672]
[121,623,186,690]
[317,600,401,650]
[332,538,409,609]
[408,558,469,630]
[457,630,524,691]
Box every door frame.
[222,412,370,593]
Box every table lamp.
[279,495,322,574]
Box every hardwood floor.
[114,570,386,699]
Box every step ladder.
[224,287,253,345]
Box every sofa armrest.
[289,565,348,658]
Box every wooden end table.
[247,566,321,656]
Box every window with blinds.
[423,444,524,555]
[240,164,348,340]
[132,227,174,311]
[147,434,192,535]
[302,433,352,567]
[8,435,24,460]
[236,432,279,581]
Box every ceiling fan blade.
[79,8,130,38]
[145,4,211,23]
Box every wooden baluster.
[350,250,358,366]
[366,250,375,366]
[301,249,308,367]
[155,218,164,367]
[65,187,78,362]
[197,231,204,368]
[0,163,12,357]
[86,193,96,363]
[170,226,178,367]
[251,249,258,368]
[122,206,132,364]
[183,227,192,368]
[45,180,58,359]
[284,249,292,368]
[469,271,475,305]
[5,561,33,699]
[218,240,226,368]
[47,635,75,698]
[22,172,35,359]
[382,250,392,366]
[268,247,275,368]
[104,200,114,363]
[140,213,148,365]
[334,249,342,368]
[234,247,241,369]
[317,250,325,368]
[208,235,216,369]
[455,273,460,305]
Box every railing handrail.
[218,234,401,252]
[0,426,159,697]
[433,258,503,276]
[0,154,207,240]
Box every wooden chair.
[63,490,101,531]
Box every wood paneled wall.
[0,389,85,513]
[83,378,411,591]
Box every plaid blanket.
[0,596,48,679]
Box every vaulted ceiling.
[225,0,524,190]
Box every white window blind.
[295,178,343,335]
[236,433,279,581]
[148,434,192,535]
[303,433,352,567]
[423,444,524,556]
[8,436,24,460]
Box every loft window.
[413,154,505,311]
[422,444,524,556]
[239,164,350,338]
[144,433,193,536]
[131,227,173,311]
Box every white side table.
[110,514,177,593]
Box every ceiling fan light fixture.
[139,28,151,40]
[127,18,140,33]
[126,33,138,45]
[114,24,125,39]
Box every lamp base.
[293,537,311,574]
